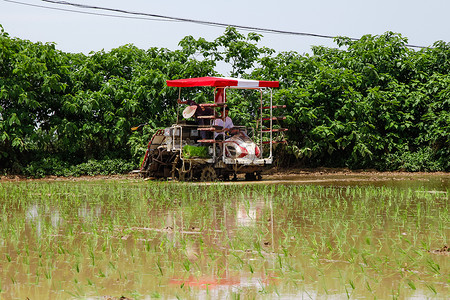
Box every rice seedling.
[0,175,448,298]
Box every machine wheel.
[142,148,163,178]
[177,168,192,181]
[200,166,217,182]
[172,158,192,181]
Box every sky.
[1,0,449,57]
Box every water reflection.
[25,204,63,237]
[77,204,102,222]
[236,200,267,227]
[0,178,448,299]
[270,173,450,191]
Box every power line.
[41,0,428,49]
[2,0,180,22]
[5,0,428,49]
[40,0,363,41]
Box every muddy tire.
[172,157,192,181]
[142,148,178,179]
[177,169,191,181]
[141,148,163,178]
[200,166,217,182]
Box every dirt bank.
[1,167,449,182]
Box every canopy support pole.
[176,87,181,123]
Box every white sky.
[1,0,448,56]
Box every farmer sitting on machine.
[214,106,238,138]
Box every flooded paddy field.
[0,173,448,299]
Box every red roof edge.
[166,77,279,88]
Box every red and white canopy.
[166,76,279,88]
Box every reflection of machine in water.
[236,200,266,227]
[162,198,277,293]
[137,77,287,181]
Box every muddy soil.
[1,167,449,183]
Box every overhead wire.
[4,0,428,49]
[38,0,367,42]
[2,0,181,22]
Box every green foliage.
[0,27,216,175]
[179,27,274,77]
[70,159,135,176]
[23,157,134,178]
[22,157,69,178]
[253,32,449,171]
[1,25,449,175]
[380,147,443,172]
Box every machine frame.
[139,77,286,181]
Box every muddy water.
[0,175,448,299]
